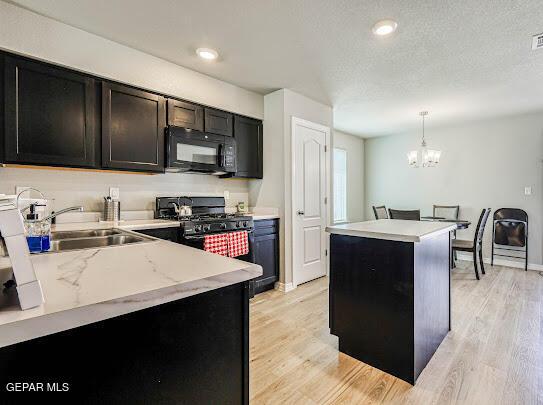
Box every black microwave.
[166,126,236,175]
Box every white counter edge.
[325,223,457,243]
[249,214,280,221]
[0,263,260,349]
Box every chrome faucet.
[41,206,84,223]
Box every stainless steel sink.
[51,229,122,240]
[47,229,152,253]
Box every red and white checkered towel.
[227,231,249,258]
[203,233,228,256]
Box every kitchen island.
[0,220,261,402]
[326,219,456,384]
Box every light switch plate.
[524,186,532,196]
[109,187,120,200]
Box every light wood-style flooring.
[249,262,542,404]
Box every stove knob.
[195,225,202,233]
[236,221,241,228]
[220,223,227,230]
[203,224,211,232]
[242,221,248,227]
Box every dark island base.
[0,282,249,404]
[330,233,450,384]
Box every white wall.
[0,1,264,212]
[365,111,543,266]
[0,167,249,212]
[333,131,364,223]
[248,91,285,214]
[249,89,333,286]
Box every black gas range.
[155,196,254,241]
[153,196,257,296]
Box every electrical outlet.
[109,187,120,200]
[524,186,532,196]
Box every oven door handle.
[184,230,254,240]
[218,143,226,168]
[184,235,206,240]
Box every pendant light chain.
[420,111,428,148]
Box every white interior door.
[292,117,328,285]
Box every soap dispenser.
[25,204,43,253]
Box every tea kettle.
[170,197,193,218]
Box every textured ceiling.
[7,0,543,137]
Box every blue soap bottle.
[41,221,51,252]
[25,206,42,253]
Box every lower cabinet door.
[135,227,180,243]
[252,232,279,294]
[0,283,249,403]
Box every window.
[334,148,347,222]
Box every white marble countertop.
[0,219,261,348]
[326,219,456,243]
[248,214,280,221]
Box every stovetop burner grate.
[162,213,250,222]
[155,196,252,224]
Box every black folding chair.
[491,208,528,271]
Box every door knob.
[297,210,305,216]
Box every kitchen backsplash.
[0,167,249,213]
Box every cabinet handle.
[297,210,305,216]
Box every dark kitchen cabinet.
[136,227,180,243]
[204,108,233,137]
[0,49,265,179]
[251,219,279,295]
[102,82,165,172]
[234,116,263,179]
[167,99,203,131]
[0,282,250,403]
[3,55,98,167]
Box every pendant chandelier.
[407,111,441,168]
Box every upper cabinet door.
[234,116,263,179]
[204,108,233,137]
[4,56,97,167]
[102,82,165,172]
[167,99,203,131]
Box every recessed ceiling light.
[372,20,398,36]
[196,47,219,61]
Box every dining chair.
[388,209,421,221]
[433,205,459,221]
[373,205,389,220]
[452,208,491,280]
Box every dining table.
[420,216,471,230]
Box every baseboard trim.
[456,253,543,272]
[274,282,296,292]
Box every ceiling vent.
[532,33,543,50]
